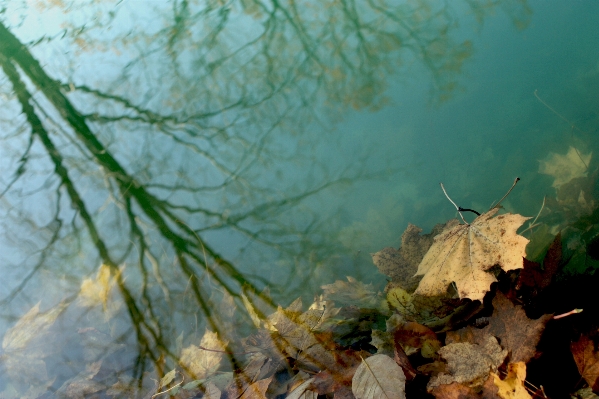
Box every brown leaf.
[414,208,530,301]
[394,343,417,381]
[311,347,366,395]
[481,292,552,363]
[372,221,458,290]
[431,382,479,399]
[571,334,599,392]
[427,334,506,392]
[352,354,406,399]
[445,326,488,347]
[394,321,441,358]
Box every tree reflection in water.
[0,0,530,395]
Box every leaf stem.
[440,183,467,224]
[493,177,520,210]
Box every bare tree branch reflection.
[0,0,531,393]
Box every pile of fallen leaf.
[3,144,599,399]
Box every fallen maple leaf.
[372,220,458,290]
[539,146,592,188]
[571,333,599,392]
[491,362,532,399]
[481,292,552,363]
[352,354,406,399]
[414,207,530,301]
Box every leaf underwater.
[352,354,406,399]
[539,146,592,188]
[414,207,530,301]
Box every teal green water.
[0,0,597,393]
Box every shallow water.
[0,0,597,395]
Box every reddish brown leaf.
[571,334,599,392]
[479,374,502,399]
[481,292,552,363]
[394,343,417,381]
[394,321,441,358]
[516,233,562,295]
[311,348,366,395]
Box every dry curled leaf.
[352,354,406,399]
[415,207,530,301]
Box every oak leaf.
[539,146,592,188]
[481,292,552,363]
[352,354,406,399]
[571,334,599,392]
[415,207,530,301]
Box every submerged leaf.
[372,220,458,290]
[539,146,592,188]
[180,329,228,379]
[415,208,530,301]
[352,354,406,399]
[321,276,383,309]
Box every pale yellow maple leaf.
[538,146,591,188]
[414,208,530,301]
[179,329,228,379]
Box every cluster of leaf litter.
[3,143,599,398]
